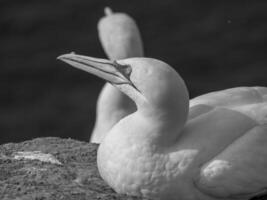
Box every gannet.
[91,7,144,143]
[58,53,267,200]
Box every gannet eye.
[112,61,140,92]
[113,61,132,79]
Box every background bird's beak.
[57,53,133,85]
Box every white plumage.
[58,53,267,200]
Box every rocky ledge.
[0,137,264,200]
[0,137,146,200]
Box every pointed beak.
[57,53,134,86]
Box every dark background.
[1,0,267,144]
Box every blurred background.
[1,0,267,144]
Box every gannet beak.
[57,53,134,86]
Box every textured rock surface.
[0,137,266,200]
[0,137,147,200]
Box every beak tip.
[56,55,62,60]
[57,54,68,62]
[57,52,76,61]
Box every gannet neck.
[116,58,189,134]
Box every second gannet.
[58,53,267,200]
[91,7,144,143]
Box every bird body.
[58,53,267,200]
[98,86,267,200]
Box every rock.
[0,137,265,200]
[0,137,147,200]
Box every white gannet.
[58,53,267,200]
[92,7,144,143]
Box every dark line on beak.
[61,55,142,94]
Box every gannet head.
[58,53,189,129]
